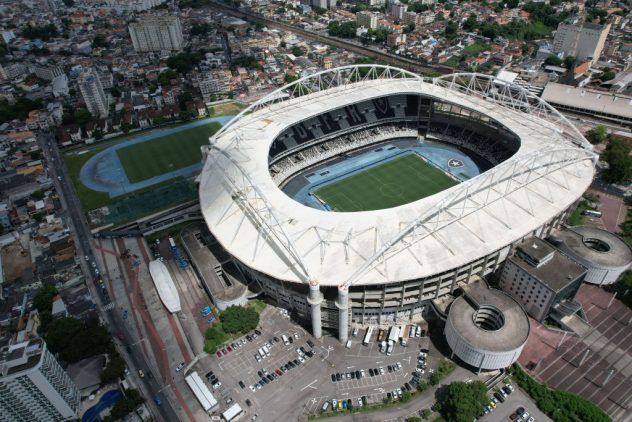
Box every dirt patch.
[1,242,33,282]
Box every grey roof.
[555,225,632,268]
[448,280,530,353]
[511,238,586,292]
[541,82,632,119]
[65,355,105,390]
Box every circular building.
[444,281,530,371]
[199,66,596,341]
[553,225,632,285]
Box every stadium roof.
[199,67,595,288]
[148,260,181,313]
[541,82,632,120]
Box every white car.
[357,397,363,407]
[213,382,222,389]
[249,385,256,392]
[298,356,305,363]
[379,367,385,375]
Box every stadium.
[198,65,597,342]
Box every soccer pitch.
[116,121,222,183]
[314,154,458,212]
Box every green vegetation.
[314,154,457,212]
[437,381,488,422]
[103,389,145,422]
[45,316,114,363]
[116,122,221,183]
[462,43,490,58]
[429,359,456,385]
[204,321,232,354]
[327,21,357,38]
[100,351,126,385]
[21,23,59,41]
[191,21,212,36]
[601,138,632,184]
[545,55,563,66]
[585,125,608,144]
[167,49,207,73]
[209,101,245,117]
[231,56,262,71]
[0,98,43,124]
[220,306,260,334]
[510,364,610,422]
[291,46,305,56]
[204,301,265,353]
[567,200,589,226]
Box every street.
[39,133,179,422]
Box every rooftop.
[448,280,530,353]
[554,225,632,268]
[510,237,586,291]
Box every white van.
[345,339,352,349]
[352,328,359,337]
[282,335,289,345]
[322,401,330,412]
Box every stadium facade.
[199,66,596,341]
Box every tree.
[21,24,58,41]
[100,351,125,385]
[602,138,632,184]
[463,15,478,32]
[564,55,577,69]
[291,46,305,57]
[544,55,562,66]
[92,34,108,48]
[327,21,357,38]
[401,390,412,402]
[103,389,145,422]
[444,21,458,37]
[585,125,607,144]
[33,285,57,314]
[73,108,93,127]
[600,68,616,81]
[220,306,259,334]
[438,381,488,422]
[190,22,212,36]
[110,86,122,98]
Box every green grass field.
[116,122,221,183]
[314,154,458,212]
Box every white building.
[78,68,109,118]
[356,11,378,30]
[552,22,611,63]
[105,0,168,11]
[129,16,184,53]
[198,77,224,101]
[0,338,81,421]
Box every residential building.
[499,237,586,322]
[198,77,224,102]
[0,337,81,421]
[128,16,184,52]
[311,0,336,8]
[78,68,109,118]
[31,65,64,82]
[106,0,168,11]
[357,11,378,30]
[390,2,407,19]
[552,22,611,63]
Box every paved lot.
[193,312,442,421]
[519,284,632,421]
[478,385,550,422]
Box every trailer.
[387,326,400,344]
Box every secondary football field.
[116,121,222,183]
[313,153,458,212]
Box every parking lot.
[192,308,441,420]
[478,384,551,422]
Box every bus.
[363,326,374,346]
[582,210,602,218]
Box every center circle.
[473,305,505,331]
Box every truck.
[377,329,385,342]
[386,341,394,356]
[387,326,400,344]
[401,325,411,347]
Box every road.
[207,1,451,76]
[39,134,178,422]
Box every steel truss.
[204,65,596,288]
